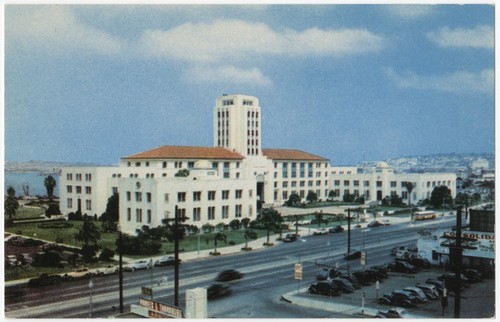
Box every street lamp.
[88,279,94,317]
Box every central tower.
[214,94,262,157]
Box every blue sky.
[4,4,495,166]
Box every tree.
[256,208,282,245]
[343,192,355,203]
[243,230,258,250]
[285,193,301,206]
[5,186,19,227]
[229,219,241,230]
[44,175,57,199]
[206,232,227,254]
[404,182,414,222]
[101,193,119,223]
[45,203,61,218]
[430,186,453,209]
[455,193,470,206]
[174,169,190,177]
[328,190,335,200]
[314,212,324,227]
[241,217,251,229]
[306,190,318,203]
[74,218,101,262]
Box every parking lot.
[285,266,495,318]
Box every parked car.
[5,255,18,267]
[329,225,344,233]
[28,273,63,288]
[283,234,298,242]
[390,246,407,256]
[392,289,419,306]
[406,254,431,269]
[316,267,341,280]
[415,283,439,300]
[370,265,389,279]
[124,260,151,272]
[379,293,415,308]
[308,282,341,297]
[338,274,361,289]
[154,256,181,267]
[403,286,428,303]
[425,279,446,295]
[93,264,118,276]
[437,274,469,290]
[395,250,412,260]
[352,270,374,286]
[388,261,417,274]
[331,278,355,294]
[65,267,92,280]
[312,228,328,235]
[376,308,406,318]
[462,268,482,283]
[207,283,232,299]
[216,269,244,282]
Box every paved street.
[4,212,494,318]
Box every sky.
[4,3,495,166]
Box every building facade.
[59,94,456,235]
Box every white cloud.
[6,6,124,56]
[386,5,434,19]
[137,19,384,62]
[426,25,494,49]
[385,68,494,95]
[183,65,272,87]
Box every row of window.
[334,179,452,188]
[276,180,328,188]
[281,163,328,179]
[126,205,250,223]
[66,186,92,194]
[66,198,92,211]
[280,189,329,200]
[65,173,92,181]
[175,189,245,203]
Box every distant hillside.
[5,161,101,174]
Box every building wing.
[262,148,329,161]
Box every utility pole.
[118,229,124,313]
[174,205,180,307]
[452,207,464,318]
[347,208,351,255]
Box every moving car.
[207,284,232,299]
[124,260,151,272]
[367,221,385,228]
[308,282,341,297]
[329,225,344,233]
[344,249,362,260]
[216,269,244,282]
[93,264,118,276]
[65,267,92,279]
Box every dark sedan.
[308,282,341,297]
[216,269,244,282]
[207,284,232,299]
[329,225,344,233]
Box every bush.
[38,222,73,229]
[98,248,115,261]
[81,244,100,263]
[228,240,236,245]
[32,251,62,267]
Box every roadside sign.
[294,263,303,280]
[139,298,183,318]
[141,286,153,296]
[360,251,367,265]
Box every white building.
[329,162,456,205]
[59,94,456,235]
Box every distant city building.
[471,158,489,170]
[59,94,456,235]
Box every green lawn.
[11,207,46,220]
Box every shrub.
[228,240,236,245]
[32,251,62,267]
[38,222,73,229]
[98,248,115,261]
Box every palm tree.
[206,232,227,254]
[44,175,56,200]
[404,182,415,223]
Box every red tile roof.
[262,149,329,161]
[123,146,244,160]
